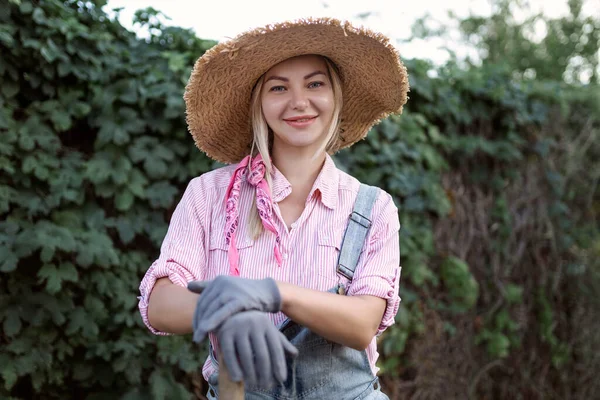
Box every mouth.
[283,115,318,127]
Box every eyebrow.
[265,70,327,83]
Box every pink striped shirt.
[138,154,401,380]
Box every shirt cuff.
[348,266,402,335]
[138,260,193,335]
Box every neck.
[271,148,326,193]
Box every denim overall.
[207,185,389,399]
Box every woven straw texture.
[184,17,409,164]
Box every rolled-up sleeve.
[138,178,208,334]
[347,191,401,335]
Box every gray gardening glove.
[188,276,281,343]
[216,311,298,388]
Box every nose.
[290,89,308,110]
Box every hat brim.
[184,17,409,164]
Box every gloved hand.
[188,276,281,343]
[216,311,298,388]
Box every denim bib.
[207,185,389,399]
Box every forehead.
[264,55,328,77]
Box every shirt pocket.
[207,234,255,279]
[314,227,348,292]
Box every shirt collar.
[309,154,339,209]
[270,154,339,209]
[271,165,292,203]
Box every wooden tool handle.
[218,351,245,400]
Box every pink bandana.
[224,154,282,276]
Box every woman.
[138,18,409,399]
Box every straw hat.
[184,17,409,164]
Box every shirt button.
[290,222,297,229]
[283,253,289,260]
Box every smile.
[283,115,317,127]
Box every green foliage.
[409,0,600,84]
[440,256,479,312]
[0,1,215,398]
[537,288,571,368]
[475,308,521,358]
[1,0,598,399]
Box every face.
[260,55,335,154]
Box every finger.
[265,329,287,384]
[278,331,299,357]
[194,285,223,327]
[236,332,257,387]
[192,326,207,343]
[187,280,209,294]
[195,283,221,311]
[221,333,243,382]
[192,298,206,343]
[251,330,272,388]
[201,301,242,333]
[192,286,220,342]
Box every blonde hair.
[247,56,344,239]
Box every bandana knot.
[224,154,282,276]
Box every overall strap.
[337,184,380,283]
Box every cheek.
[314,94,335,117]
[261,106,276,127]
[261,97,287,124]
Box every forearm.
[147,277,198,334]
[276,281,385,350]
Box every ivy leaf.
[37,264,63,294]
[146,181,178,208]
[504,284,524,304]
[85,154,112,184]
[113,126,130,145]
[0,184,17,213]
[149,370,169,400]
[41,38,61,63]
[1,81,19,98]
[119,81,138,104]
[50,109,72,131]
[0,246,18,272]
[71,102,91,118]
[115,217,136,244]
[65,307,86,335]
[115,189,134,211]
[145,158,168,179]
[19,1,34,14]
[127,168,148,198]
[441,256,479,311]
[57,62,71,77]
[18,132,35,151]
[97,122,119,147]
[32,7,46,24]
[1,362,17,391]
[3,309,22,337]
[37,263,78,294]
[486,332,510,358]
[0,31,14,48]
[122,388,152,400]
[403,195,426,212]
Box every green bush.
[1,1,216,398]
[1,1,598,399]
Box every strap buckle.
[349,211,372,229]
[337,264,354,281]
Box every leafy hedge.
[1,1,216,398]
[1,1,598,399]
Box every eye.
[308,81,325,89]
[269,85,286,92]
